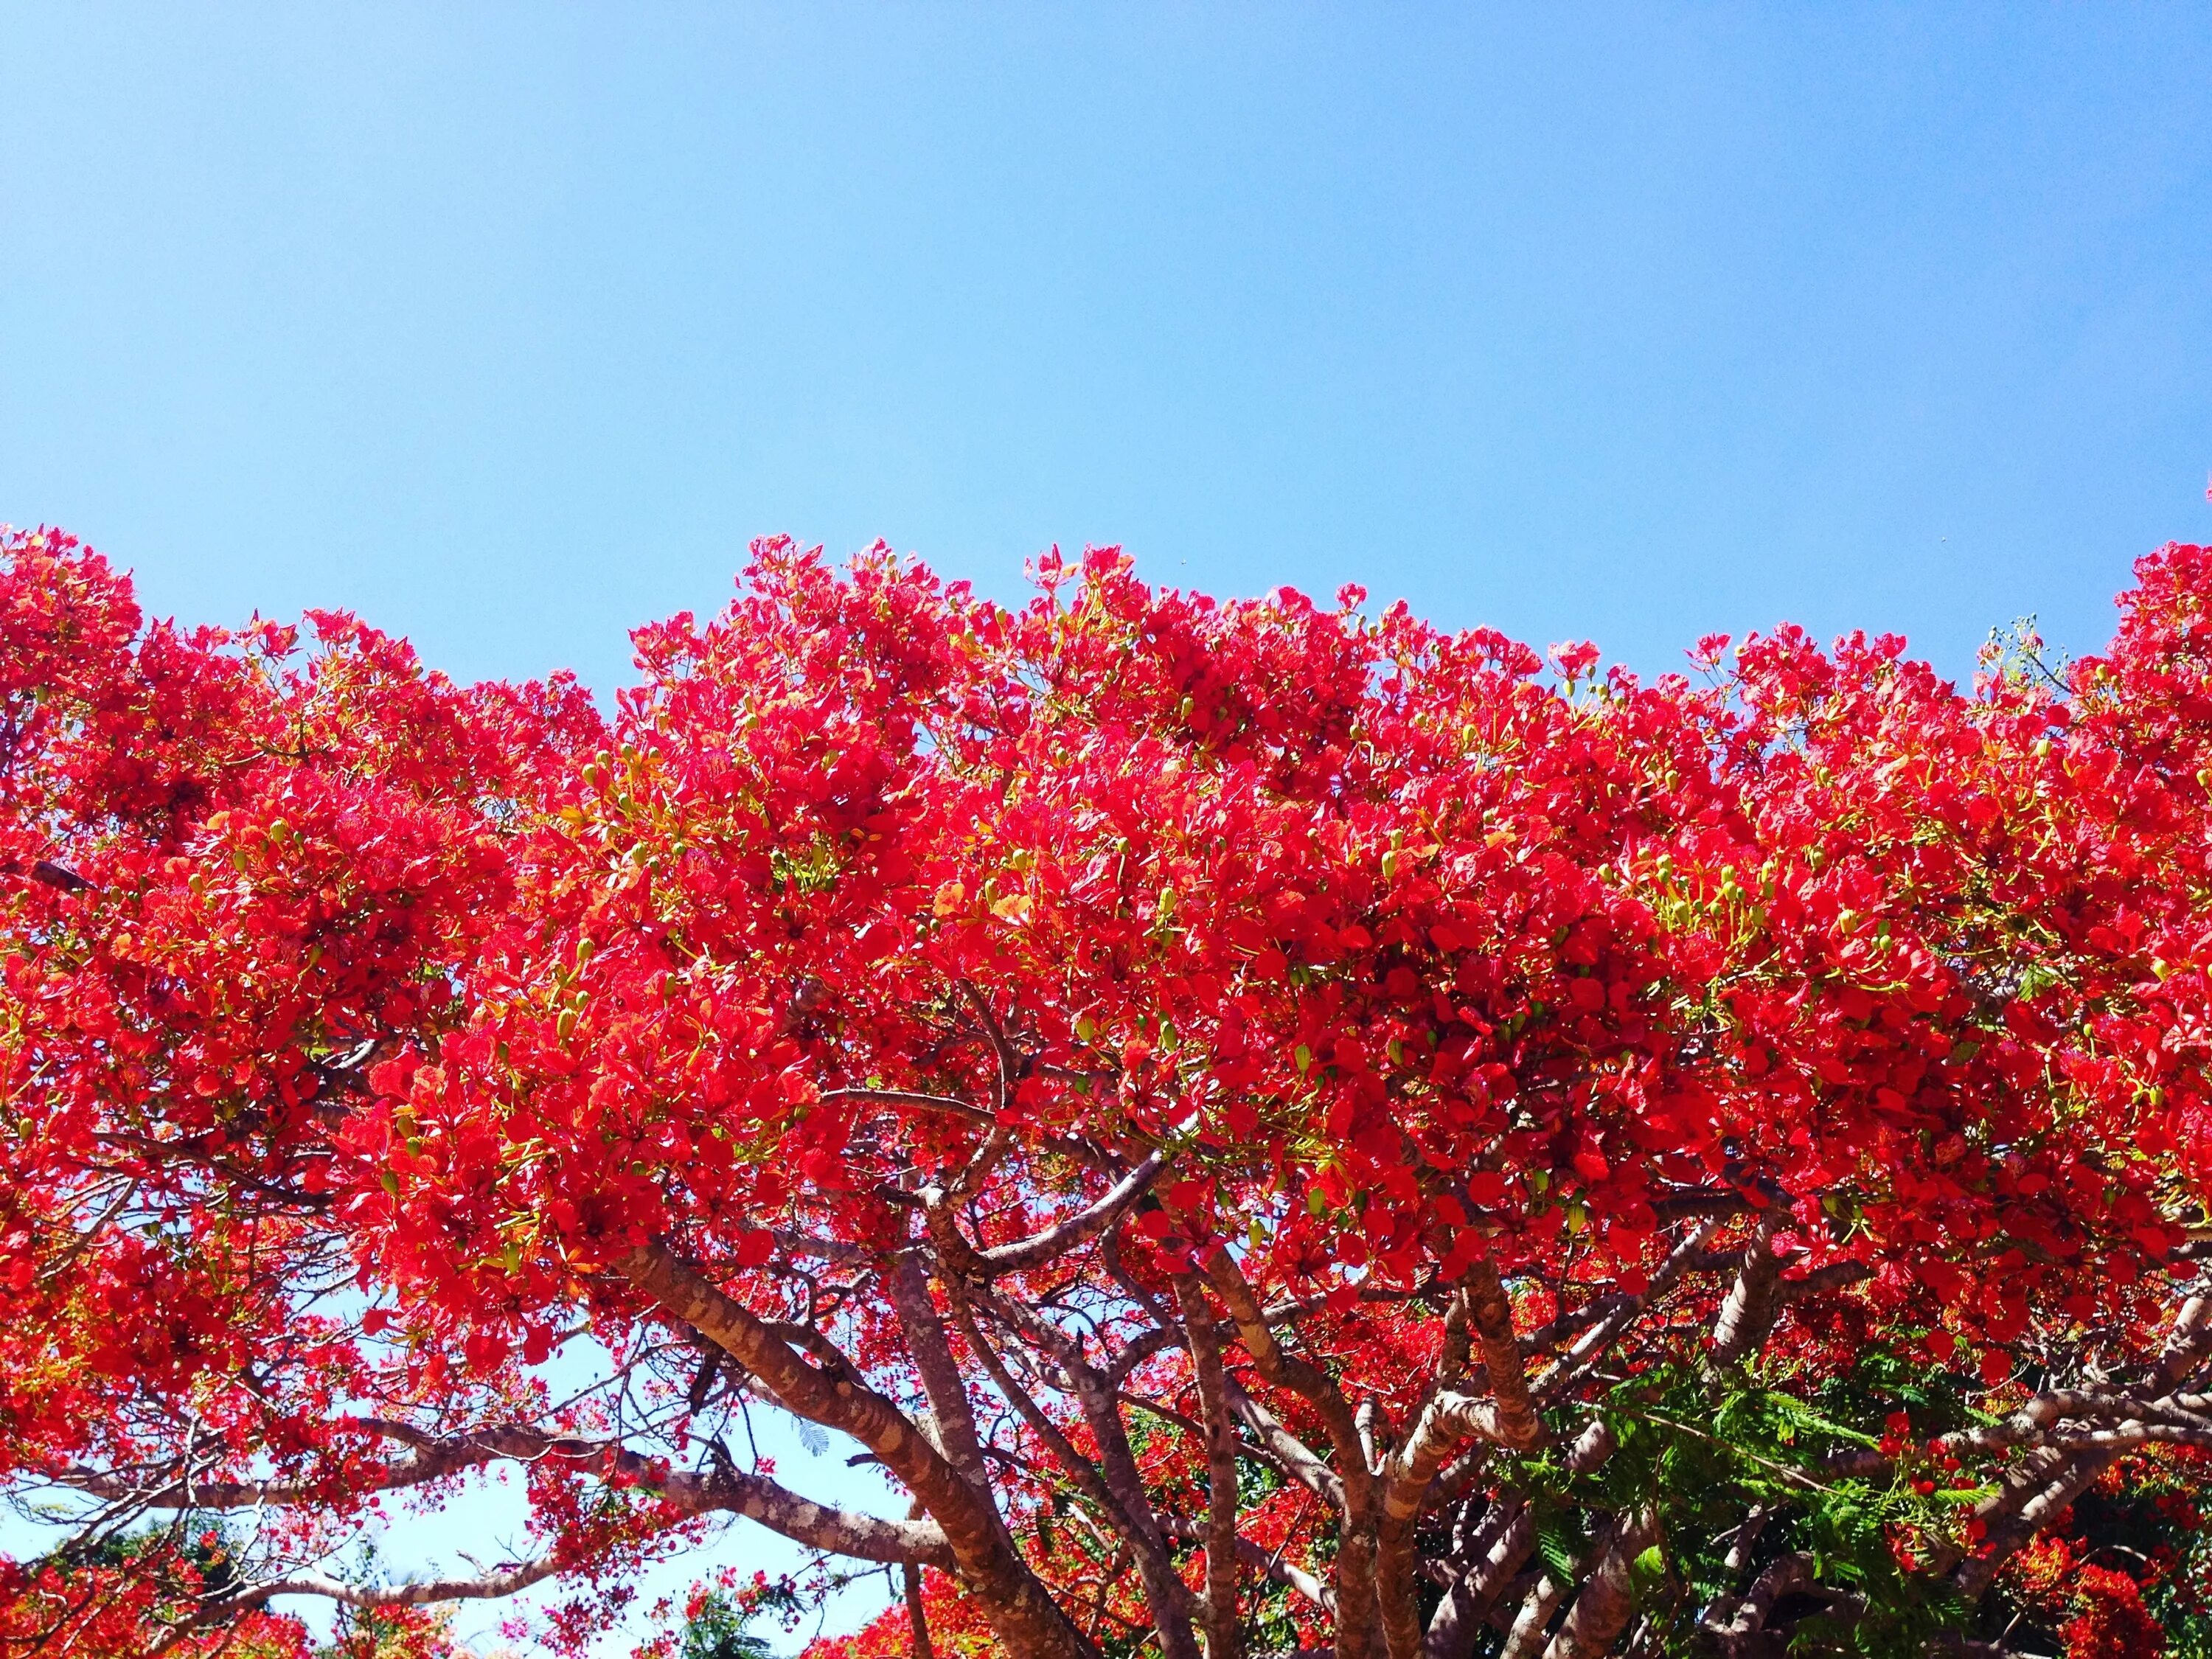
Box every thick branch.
[906,1561,937,1659]
[1708,1214,1784,1369]
[244,1558,566,1610]
[1703,1552,1815,1651]
[819,1087,995,1127]
[1203,1252,1370,1507]
[950,1296,1169,1571]
[1160,1517,1336,1615]
[1423,1505,1532,1659]
[667,1462,956,1565]
[976,1151,1169,1275]
[1543,1507,1658,1659]
[1380,1265,1540,1659]
[620,1237,1096,1659]
[63,1425,956,1568]
[1201,1251,1380,1658]
[1498,1576,1564,1659]
[1103,1323,1188,1390]
[964,1284,1205,1659]
[1178,1275,1246,1659]
[1225,1380,1344,1508]
[1536,1218,1722,1404]
[888,1248,997,1497]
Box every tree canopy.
[6,526,2212,1659]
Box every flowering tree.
[6,523,2212,1659]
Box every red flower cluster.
[7,524,2212,1656]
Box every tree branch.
[974,1151,1169,1276]
[888,1248,997,1498]
[620,1237,1097,1659]
[1178,1274,1246,1659]
[1542,1507,1657,1659]
[242,1557,566,1610]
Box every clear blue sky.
[4,5,2209,697]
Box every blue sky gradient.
[5,5,2209,700]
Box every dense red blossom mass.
[5,524,2212,1658]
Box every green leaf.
[1932,1485,1997,1506]
[1535,1516,1579,1583]
[1769,1392,1881,1447]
